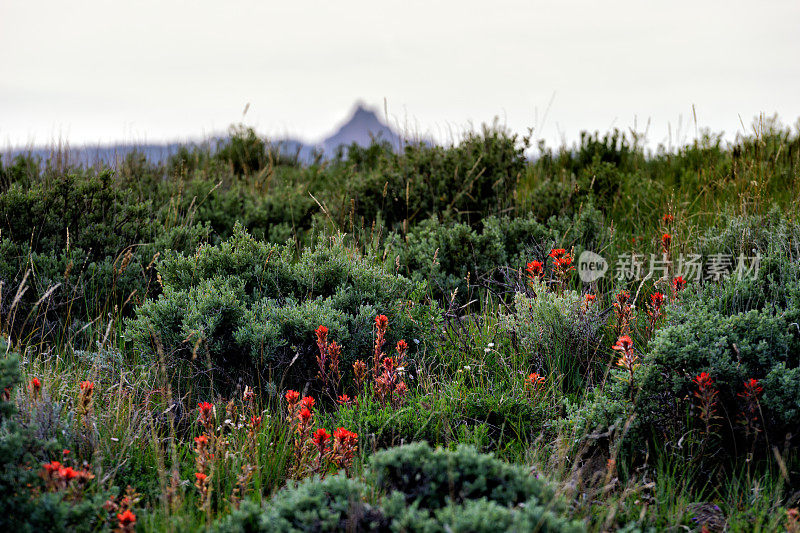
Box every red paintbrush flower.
[300,396,315,410]
[661,233,672,251]
[285,390,300,405]
[117,509,137,528]
[693,372,714,391]
[650,292,665,309]
[312,428,330,448]
[526,260,544,279]
[197,402,214,427]
[315,325,329,344]
[612,335,634,353]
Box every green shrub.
[0,153,40,193]
[125,225,441,389]
[214,444,582,533]
[215,125,270,176]
[392,204,608,304]
[212,476,386,533]
[636,306,797,442]
[561,217,800,459]
[369,442,556,510]
[314,126,528,235]
[615,247,799,455]
[0,170,209,346]
[430,497,585,533]
[384,492,585,533]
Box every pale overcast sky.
[1,0,799,150]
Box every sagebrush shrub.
[391,203,608,304]
[125,225,441,389]
[369,441,557,510]
[212,475,385,533]
[636,302,798,443]
[571,247,800,458]
[0,170,209,346]
[214,443,583,533]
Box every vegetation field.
[1,117,799,531]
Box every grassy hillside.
[1,117,799,531]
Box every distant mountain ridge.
[1,103,404,167]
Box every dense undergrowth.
[1,116,799,531]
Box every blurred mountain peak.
[322,102,400,153]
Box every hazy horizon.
[2,1,799,151]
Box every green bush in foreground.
[369,442,557,510]
[214,443,584,533]
[214,476,385,533]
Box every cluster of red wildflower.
[525,372,546,396]
[613,291,634,336]
[525,260,544,282]
[549,248,574,290]
[197,401,215,431]
[524,248,575,292]
[353,360,368,391]
[116,510,136,533]
[341,315,410,407]
[315,325,342,396]
[374,340,409,407]
[661,233,672,254]
[284,390,359,478]
[194,470,210,509]
[371,314,389,380]
[103,486,140,533]
[657,214,691,300]
[612,335,639,397]
[580,293,596,314]
[646,291,665,338]
[331,428,358,473]
[787,508,800,533]
[30,377,41,399]
[193,401,218,509]
[692,372,719,435]
[78,380,95,420]
[41,455,94,492]
[737,378,764,438]
[337,394,354,406]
